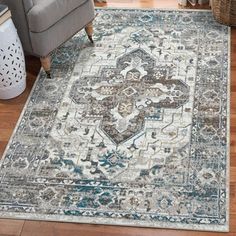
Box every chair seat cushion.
[27,0,88,32]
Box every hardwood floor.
[0,1,235,235]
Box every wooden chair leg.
[85,22,94,44]
[40,55,51,78]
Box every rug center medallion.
[69,48,190,145]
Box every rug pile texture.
[0,8,230,231]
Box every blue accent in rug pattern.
[0,9,229,231]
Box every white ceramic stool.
[0,18,26,99]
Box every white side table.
[0,11,26,99]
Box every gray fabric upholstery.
[23,0,34,12]
[0,0,95,57]
[30,0,94,56]
[27,0,88,32]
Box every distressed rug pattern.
[0,9,230,231]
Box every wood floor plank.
[0,2,235,236]
[21,220,235,236]
[0,219,24,236]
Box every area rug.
[0,8,230,232]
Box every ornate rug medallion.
[0,9,230,231]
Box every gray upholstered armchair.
[0,0,95,77]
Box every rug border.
[0,212,229,232]
[226,25,231,233]
[0,8,231,232]
[0,68,44,164]
[95,6,212,12]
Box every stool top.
[0,4,8,17]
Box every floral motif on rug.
[0,9,230,231]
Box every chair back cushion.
[27,0,88,32]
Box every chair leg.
[40,55,51,78]
[85,22,94,44]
